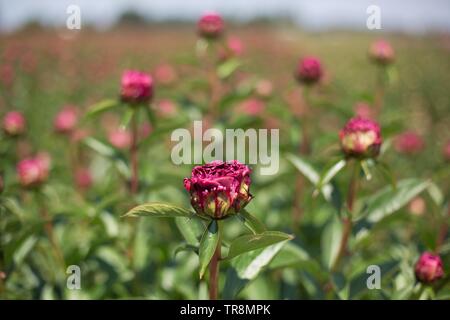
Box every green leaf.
[175,216,205,246]
[198,220,220,279]
[237,210,266,234]
[364,179,431,223]
[286,153,334,201]
[83,137,116,157]
[316,159,347,192]
[231,240,288,280]
[217,58,241,79]
[85,99,119,118]
[120,108,135,129]
[123,202,196,218]
[223,268,249,299]
[174,243,198,257]
[321,215,343,270]
[225,231,294,260]
[375,161,396,189]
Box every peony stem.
[331,161,359,272]
[373,67,386,117]
[130,110,139,194]
[209,243,221,300]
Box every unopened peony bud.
[54,106,78,134]
[109,129,132,150]
[340,117,382,158]
[295,56,323,85]
[415,252,445,284]
[369,40,395,65]
[120,70,153,104]
[184,160,252,219]
[197,13,224,39]
[16,156,50,188]
[394,131,424,155]
[2,111,26,136]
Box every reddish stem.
[209,244,221,300]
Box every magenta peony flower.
[340,117,382,158]
[2,111,26,136]
[415,252,445,284]
[183,160,252,219]
[120,70,153,104]
[443,141,450,161]
[197,12,224,39]
[75,168,93,190]
[295,56,323,85]
[108,128,132,150]
[16,156,50,188]
[369,40,395,65]
[394,131,424,155]
[54,106,78,134]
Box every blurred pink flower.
[394,131,424,155]
[154,64,177,86]
[295,56,323,85]
[237,98,265,116]
[0,64,14,87]
[120,70,153,104]
[2,111,26,136]
[408,197,426,216]
[109,129,132,150]
[17,155,50,188]
[197,12,224,39]
[54,106,78,135]
[353,102,374,119]
[157,99,177,116]
[139,122,153,140]
[369,40,395,65]
[255,79,273,98]
[75,168,93,190]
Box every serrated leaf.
[364,179,431,223]
[225,231,294,260]
[123,202,195,218]
[237,210,266,234]
[199,220,220,279]
[85,99,119,118]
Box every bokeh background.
[0,0,449,300]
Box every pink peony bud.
[197,12,224,39]
[108,128,132,150]
[295,56,323,85]
[369,40,395,65]
[16,156,50,188]
[443,141,450,161]
[415,252,445,284]
[340,117,382,158]
[394,131,424,155]
[54,106,78,134]
[154,64,177,86]
[120,70,153,104]
[2,111,26,136]
[183,160,252,219]
[75,168,93,190]
[237,98,265,116]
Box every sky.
[0,0,449,33]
